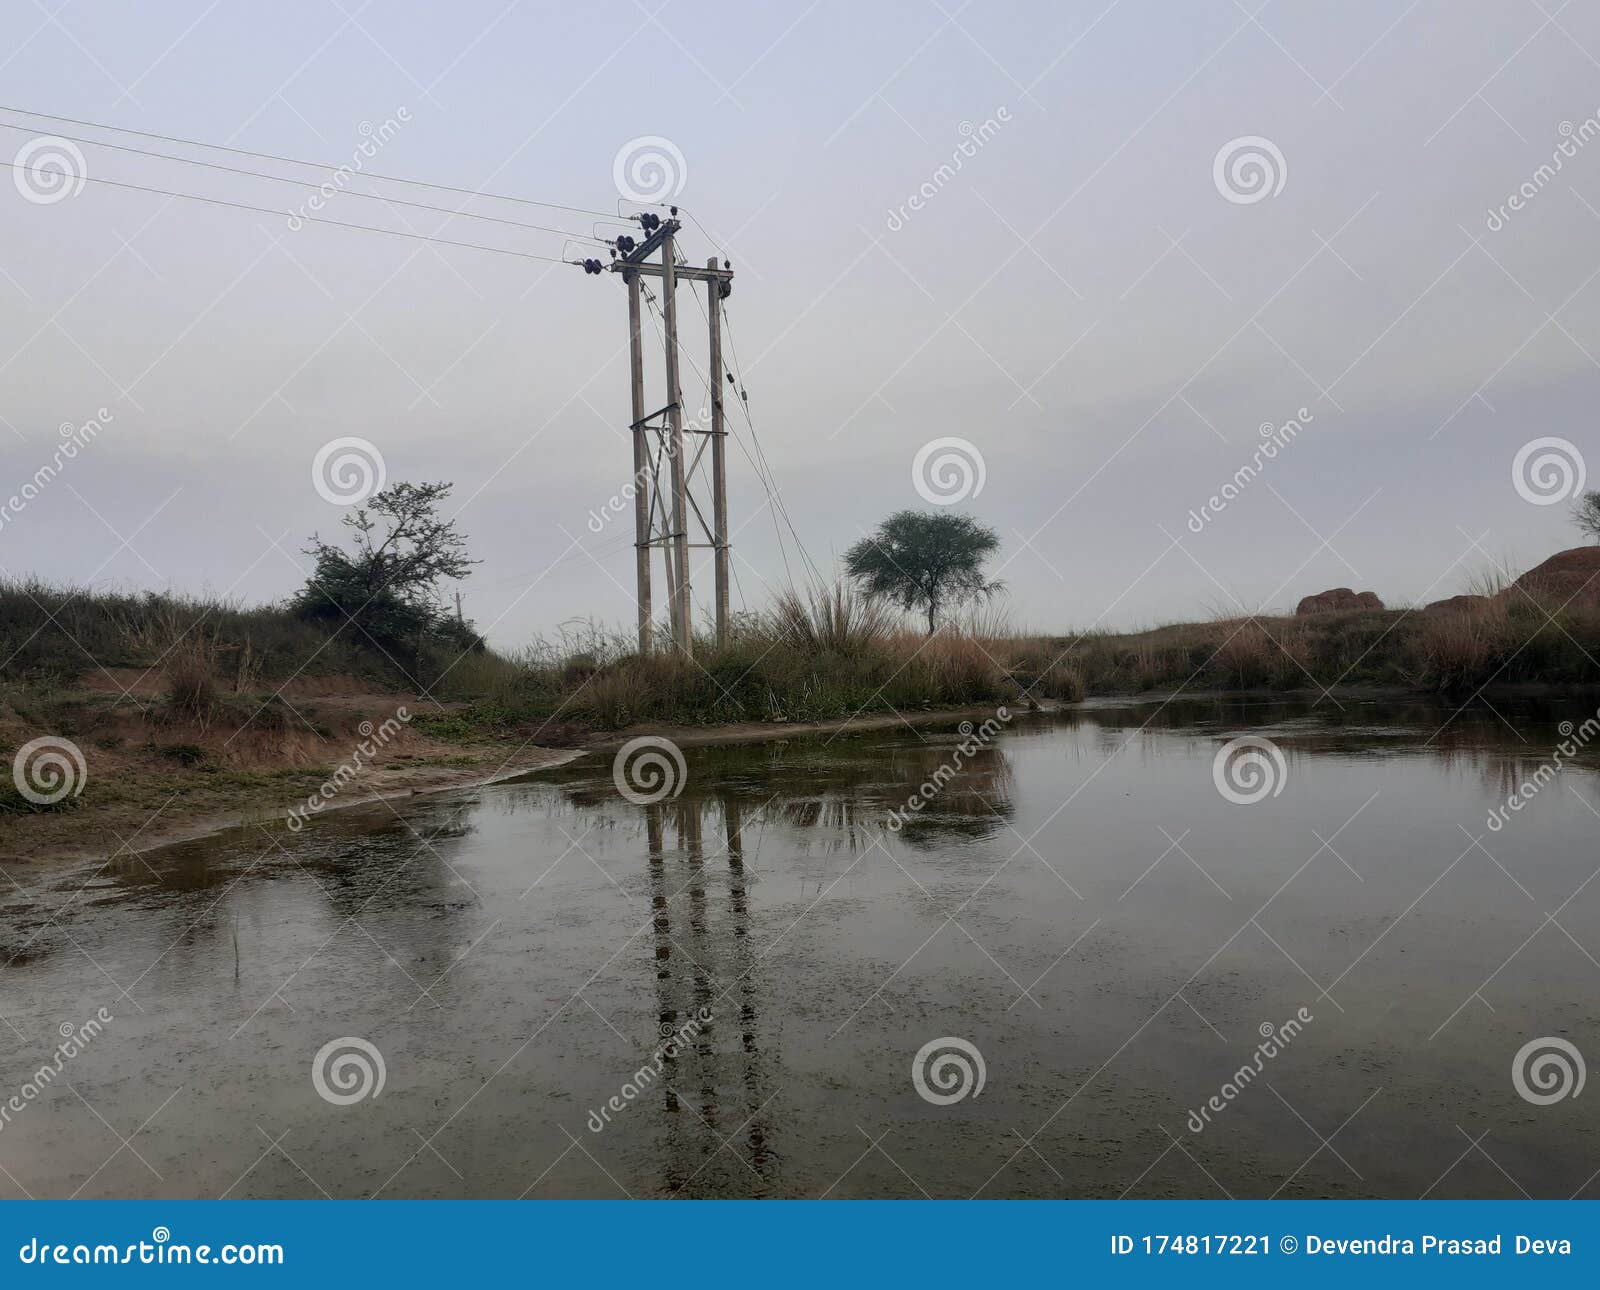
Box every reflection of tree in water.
[871,738,1016,850]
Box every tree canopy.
[1573,490,1600,543]
[842,510,1002,634]
[292,481,479,656]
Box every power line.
[643,283,797,589]
[0,121,610,244]
[0,103,618,222]
[4,159,583,266]
[662,287,790,584]
[715,292,823,585]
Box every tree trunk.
[926,603,937,636]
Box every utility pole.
[661,230,691,655]
[627,275,652,653]
[589,211,734,657]
[707,257,729,646]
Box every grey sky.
[3,0,1598,647]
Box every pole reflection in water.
[641,788,775,1194]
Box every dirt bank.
[3,687,1051,870]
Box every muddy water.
[2,696,1598,1199]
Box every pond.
[2,695,1597,1199]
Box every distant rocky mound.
[1508,546,1600,605]
[1423,594,1491,615]
[1295,587,1384,616]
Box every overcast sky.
[4,0,1600,647]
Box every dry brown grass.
[162,633,220,724]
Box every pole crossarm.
[631,402,679,430]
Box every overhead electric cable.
[0,121,610,243]
[4,159,582,265]
[0,103,618,220]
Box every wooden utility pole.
[599,214,733,657]
[707,257,729,646]
[661,230,692,656]
[627,275,652,653]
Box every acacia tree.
[293,481,479,650]
[1573,490,1600,543]
[843,510,1002,635]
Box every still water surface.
[3,696,1597,1198]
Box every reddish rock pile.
[1508,546,1600,606]
[1423,594,1491,615]
[1295,588,1384,616]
